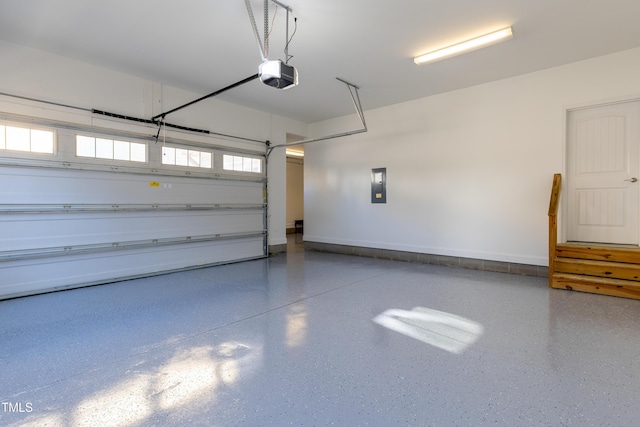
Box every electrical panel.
[371,168,386,203]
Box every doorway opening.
[286,133,304,243]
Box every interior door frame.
[562,95,640,246]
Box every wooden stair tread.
[552,272,640,287]
[554,257,640,282]
[551,273,640,300]
[556,243,640,264]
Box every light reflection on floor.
[17,342,259,427]
[373,307,484,354]
[285,303,308,348]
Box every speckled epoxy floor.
[2,236,640,426]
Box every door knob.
[625,177,638,182]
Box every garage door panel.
[1,168,264,206]
[0,237,265,300]
[0,211,264,252]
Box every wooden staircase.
[548,174,640,300]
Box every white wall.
[306,47,640,266]
[0,40,306,248]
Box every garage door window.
[223,155,262,173]
[162,146,212,169]
[76,135,146,162]
[0,124,54,154]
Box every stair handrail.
[548,174,562,286]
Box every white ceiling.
[1,0,640,124]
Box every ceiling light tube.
[414,27,513,65]
[286,149,304,157]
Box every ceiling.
[1,0,640,124]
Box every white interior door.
[566,100,639,245]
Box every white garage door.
[0,118,267,300]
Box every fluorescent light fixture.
[286,149,304,157]
[414,27,513,65]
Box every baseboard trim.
[268,243,287,255]
[304,241,548,278]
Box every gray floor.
[2,236,640,426]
